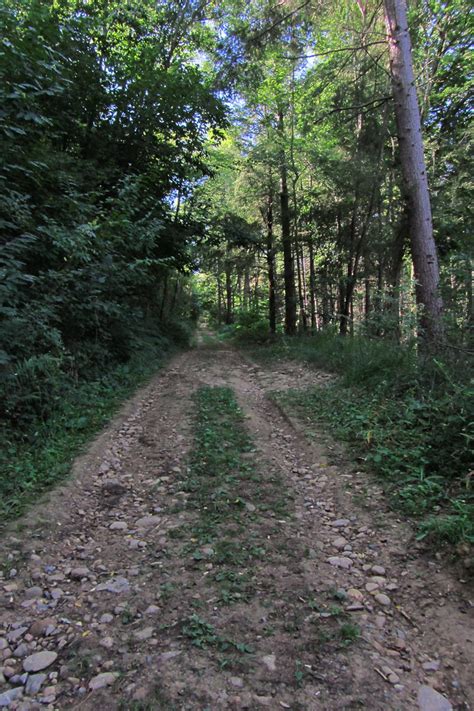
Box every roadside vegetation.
[0,331,184,523]
[239,327,473,547]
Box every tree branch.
[278,40,386,60]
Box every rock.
[0,687,23,707]
[245,503,256,513]
[101,481,126,496]
[70,567,90,580]
[3,584,18,593]
[261,654,276,672]
[2,665,16,679]
[422,660,440,672]
[99,613,114,624]
[366,582,379,593]
[347,588,363,601]
[135,516,161,529]
[371,565,386,576]
[25,673,47,695]
[144,605,160,616]
[371,576,386,585]
[13,643,29,658]
[374,593,391,607]
[327,556,353,569]
[128,539,143,550]
[23,651,58,673]
[6,627,28,644]
[159,651,182,662]
[39,686,56,703]
[109,522,128,531]
[100,637,114,649]
[133,627,153,641]
[332,519,350,527]
[254,696,273,707]
[24,587,43,600]
[10,672,28,685]
[417,686,452,711]
[0,640,7,650]
[96,577,130,594]
[29,619,55,638]
[229,677,244,688]
[332,537,348,550]
[88,672,118,690]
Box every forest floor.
[0,336,473,711]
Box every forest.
[0,1,473,709]
[0,0,472,536]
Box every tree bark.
[266,190,277,334]
[308,240,317,330]
[278,109,297,335]
[224,247,233,325]
[384,0,444,346]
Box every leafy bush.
[232,310,270,344]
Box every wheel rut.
[0,343,472,710]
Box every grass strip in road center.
[184,385,270,605]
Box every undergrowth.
[0,331,180,523]
[247,332,473,546]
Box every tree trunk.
[216,262,223,325]
[466,255,473,340]
[278,109,297,335]
[266,191,277,334]
[225,248,233,325]
[384,0,444,346]
[308,240,317,330]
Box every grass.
[0,333,178,524]
[182,613,253,654]
[184,385,278,603]
[246,331,473,547]
[172,385,276,665]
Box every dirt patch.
[0,343,472,710]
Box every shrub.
[232,311,270,344]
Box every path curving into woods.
[0,339,473,710]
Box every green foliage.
[182,613,253,654]
[259,333,473,545]
[0,0,226,488]
[338,623,361,647]
[0,332,175,523]
[230,310,271,344]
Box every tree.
[383,0,444,346]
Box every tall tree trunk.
[266,191,277,334]
[384,0,444,346]
[296,240,308,332]
[321,266,331,327]
[224,248,233,325]
[278,109,297,335]
[308,240,317,330]
[159,272,168,321]
[216,260,223,325]
[365,275,371,322]
[465,255,473,341]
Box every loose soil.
[0,339,473,710]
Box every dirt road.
[0,341,472,710]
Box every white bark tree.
[383,0,444,346]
